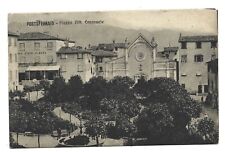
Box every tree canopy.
[134,77,203,144]
[47,77,68,103]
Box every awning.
[26,65,60,71]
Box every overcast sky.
[8,9,217,34]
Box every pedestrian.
[201,96,204,103]
[57,128,61,140]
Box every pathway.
[53,107,124,146]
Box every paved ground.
[191,95,219,129]
[12,107,124,147]
[53,107,124,146]
[53,107,83,126]
[11,133,58,148]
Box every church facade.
[102,34,177,82]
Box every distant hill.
[8,22,215,51]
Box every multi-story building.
[207,58,218,95]
[207,58,218,107]
[17,32,75,85]
[57,46,95,82]
[105,34,177,82]
[91,50,117,78]
[158,47,179,60]
[57,33,177,82]
[178,34,218,95]
[8,31,19,91]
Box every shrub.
[64,135,89,145]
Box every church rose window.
[136,51,146,61]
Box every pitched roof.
[91,50,117,57]
[98,43,127,51]
[57,46,92,54]
[179,35,218,42]
[18,32,75,42]
[8,31,19,37]
[128,33,158,49]
[164,47,179,52]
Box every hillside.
[8,22,215,51]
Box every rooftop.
[57,46,117,57]
[98,43,128,51]
[164,47,179,52]
[91,50,117,57]
[57,46,92,54]
[179,35,218,42]
[18,32,75,42]
[8,31,19,37]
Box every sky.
[8,9,218,34]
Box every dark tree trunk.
[28,92,30,101]
[16,132,19,145]
[96,135,99,146]
[36,91,39,101]
[37,134,40,148]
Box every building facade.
[207,58,218,95]
[57,46,95,82]
[8,31,19,91]
[17,32,75,85]
[104,34,177,82]
[57,34,177,82]
[178,35,218,95]
[207,58,218,107]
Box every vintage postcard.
[8,9,218,148]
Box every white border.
[1,0,224,152]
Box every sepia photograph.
[8,9,218,148]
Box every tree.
[142,78,201,127]
[9,91,16,100]
[107,76,135,100]
[33,83,43,101]
[9,100,28,145]
[39,80,50,96]
[23,85,34,101]
[9,90,26,100]
[197,117,218,143]
[135,103,174,144]
[83,76,107,111]
[84,115,106,146]
[67,75,83,102]
[47,77,68,103]
[133,76,149,98]
[134,78,202,144]
[9,99,72,147]
[100,98,140,119]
